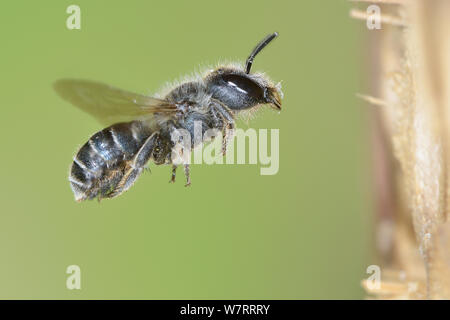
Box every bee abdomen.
[69,121,155,201]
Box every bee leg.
[107,132,158,199]
[210,107,227,154]
[210,108,229,155]
[212,99,235,124]
[222,123,235,155]
[210,107,222,127]
[169,165,177,183]
[133,132,159,168]
[184,164,191,187]
[211,100,236,155]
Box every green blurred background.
[0,1,371,299]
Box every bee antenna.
[245,32,278,74]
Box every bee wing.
[54,79,177,126]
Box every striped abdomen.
[69,121,157,201]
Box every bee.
[55,32,283,201]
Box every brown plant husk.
[352,0,450,299]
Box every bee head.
[205,32,281,111]
[206,68,281,111]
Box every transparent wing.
[54,79,177,126]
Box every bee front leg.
[211,100,235,155]
[184,164,191,187]
[222,123,235,155]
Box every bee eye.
[221,74,264,101]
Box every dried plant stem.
[352,0,450,299]
[356,93,389,107]
[349,0,405,4]
[349,9,407,27]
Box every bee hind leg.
[184,164,191,187]
[106,132,159,199]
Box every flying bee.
[55,32,283,201]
